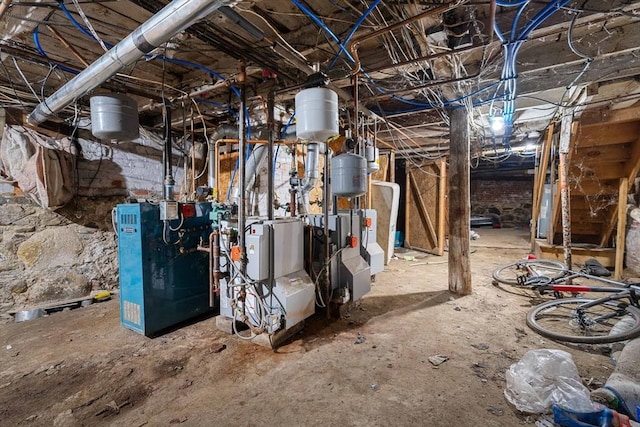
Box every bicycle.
[493,258,640,344]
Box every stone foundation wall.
[0,195,119,320]
[470,179,533,228]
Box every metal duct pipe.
[238,81,247,275]
[300,142,322,193]
[163,104,175,201]
[267,92,275,221]
[27,0,230,125]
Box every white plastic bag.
[504,349,595,413]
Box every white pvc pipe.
[27,0,230,125]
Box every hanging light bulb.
[490,116,505,132]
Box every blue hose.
[327,0,381,70]
[33,26,79,74]
[58,1,240,97]
[291,0,355,64]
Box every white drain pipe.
[27,0,231,125]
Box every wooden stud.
[437,158,447,255]
[615,177,629,279]
[531,123,554,250]
[389,151,396,183]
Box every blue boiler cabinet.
[116,202,215,336]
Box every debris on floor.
[10,291,113,323]
[428,354,449,367]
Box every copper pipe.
[212,230,220,297]
[46,25,89,67]
[349,1,465,75]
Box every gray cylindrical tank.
[90,94,139,140]
[295,87,338,141]
[331,153,367,197]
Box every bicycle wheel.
[526,297,640,344]
[492,259,566,286]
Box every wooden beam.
[615,178,629,279]
[575,121,640,147]
[569,162,627,180]
[531,123,554,250]
[437,158,447,256]
[574,143,631,165]
[580,105,640,127]
[447,107,471,296]
[626,137,640,184]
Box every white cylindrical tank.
[90,94,139,140]
[295,88,338,141]
[366,145,380,173]
[331,153,367,197]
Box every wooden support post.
[615,177,629,279]
[389,151,396,183]
[559,113,573,270]
[447,107,471,295]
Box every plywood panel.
[370,153,390,182]
[217,152,239,202]
[405,161,447,255]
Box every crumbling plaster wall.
[0,125,190,318]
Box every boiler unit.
[116,202,216,336]
[216,217,316,344]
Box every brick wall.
[470,179,533,228]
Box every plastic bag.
[504,349,595,413]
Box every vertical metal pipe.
[323,142,331,318]
[163,104,175,201]
[267,92,275,221]
[238,75,247,275]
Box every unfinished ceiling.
[0,0,639,167]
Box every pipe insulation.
[300,143,322,194]
[27,0,231,125]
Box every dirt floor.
[0,228,616,426]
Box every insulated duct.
[27,0,230,125]
[300,143,321,193]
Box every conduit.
[27,0,230,125]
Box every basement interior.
[2,1,640,425]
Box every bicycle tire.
[526,297,640,344]
[492,259,566,286]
